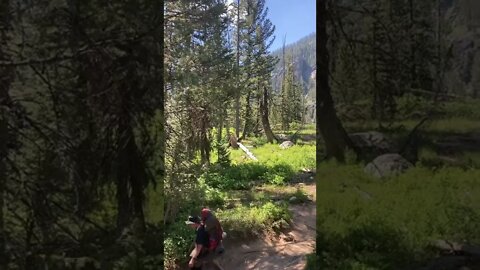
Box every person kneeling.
[185,215,222,270]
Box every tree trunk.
[435,0,443,98]
[66,0,92,219]
[0,112,6,270]
[241,90,252,139]
[126,126,146,235]
[409,0,416,88]
[235,0,241,138]
[216,112,224,144]
[225,106,230,140]
[0,1,12,267]
[116,118,132,233]
[317,0,357,163]
[0,99,7,270]
[115,69,147,234]
[116,118,146,235]
[282,34,286,87]
[260,85,276,143]
[255,92,261,136]
[199,109,211,165]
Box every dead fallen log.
[237,142,258,161]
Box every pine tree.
[239,0,278,142]
[164,0,234,222]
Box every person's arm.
[191,243,203,259]
[189,244,203,267]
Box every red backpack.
[201,208,223,251]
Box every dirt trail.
[215,183,316,270]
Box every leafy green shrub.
[290,188,310,203]
[250,136,269,147]
[261,169,289,185]
[217,202,291,236]
[305,252,319,270]
[200,163,269,190]
[164,221,194,270]
[203,185,228,207]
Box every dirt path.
[215,183,316,270]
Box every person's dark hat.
[185,215,201,225]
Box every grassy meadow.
[316,99,480,269]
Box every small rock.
[280,141,294,149]
[282,234,295,242]
[289,196,298,203]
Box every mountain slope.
[271,33,316,102]
[443,0,480,97]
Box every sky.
[265,0,316,51]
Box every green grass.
[317,99,480,269]
[442,99,480,119]
[413,117,480,134]
[272,123,316,133]
[418,147,480,169]
[229,143,316,169]
[217,202,291,237]
[339,99,480,134]
[317,161,480,269]
[344,117,480,135]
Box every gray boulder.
[280,141,294,149]
[364,153,413,178]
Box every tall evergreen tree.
[318,0,357,162]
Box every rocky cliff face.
[271,33,316,101]
[443,0,480,97]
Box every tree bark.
[317,0,357,163]
[116,118,133,233]
[199,109,211,165]
[116,117,147,235]
[116,70,148,234]
[260,85,276,143]
[435,0,443,98]
[0,112,6,270]
[126,126,146,234]
[241,89,252,139]
[409,0,416,88]
[0,91,8,270]
[0,1,12,267]
[216,111,224,144]
[235,0,241,138]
